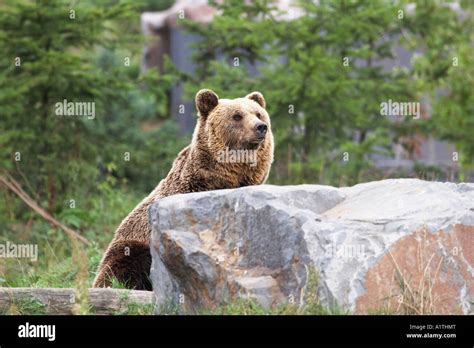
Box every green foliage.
[406,0,474,176]
[0,0,133,197]
[0,0,184,211]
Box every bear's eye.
[233,113,242,121]
[255,112,262,119]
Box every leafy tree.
[406,0,474,179]
[0,0,183,219]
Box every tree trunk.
[0,287,156,315]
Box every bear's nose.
[255,123,268,137]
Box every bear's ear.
[195,89,219,118]
[246,91,266,109]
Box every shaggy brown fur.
[92,89,274,290]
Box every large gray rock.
[149,179,474,314]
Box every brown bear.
[92,89,274,290]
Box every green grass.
[114,302,156,315]
[0,240,103,289]
[1,297,47,315]
[198,298,347,315]
[0,187,142,289]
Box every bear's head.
[194,89,272,153]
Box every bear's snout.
[255,122,268,139]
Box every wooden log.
[0,287,156,315]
